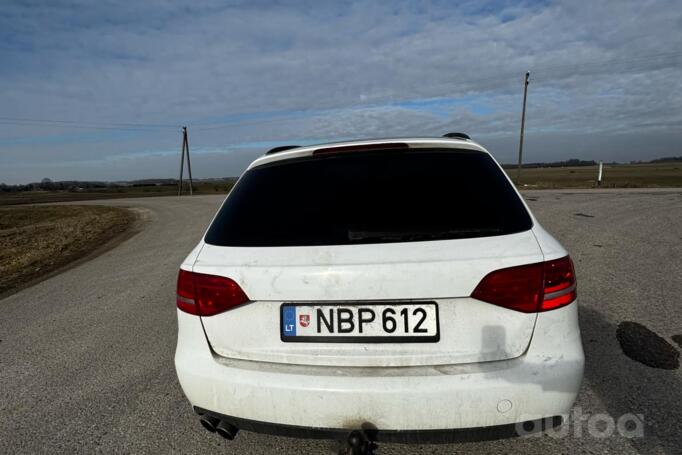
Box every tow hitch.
[339,430,377,455]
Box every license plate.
[280,302,439,342]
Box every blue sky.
[1,0,681,183]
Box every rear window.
[205,148,532,247]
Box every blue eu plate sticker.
[282,306,297,337]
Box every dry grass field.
[509,162,682,188]
[0,205,134,295]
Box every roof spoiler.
[442,132,471,140]
[266,145,300,155]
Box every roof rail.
[442,132,471,140]
[266,145,300,155]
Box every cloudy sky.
[1,0,681,184]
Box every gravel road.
[1,189,680,454]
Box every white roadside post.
[597,161,603,187]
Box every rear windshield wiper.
[347,227,504,242]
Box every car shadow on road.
[579,305,681,453]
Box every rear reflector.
[176,269,250,316]
[312,142,409,155]
[471,256,577,313]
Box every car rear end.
[174,138,584,440]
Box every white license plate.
[280,303,439,342]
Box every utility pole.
[516,71,530,185]
[178,126,193,196]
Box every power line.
[0,117,179,132]
[0,116,178,128]
[531,50,682,78]
[0,120,177,132]
[191,115,303,131]
[1,50,680,134]
[189,50,682,132]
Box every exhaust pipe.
[216,420,239,440]
[199,415,220,432]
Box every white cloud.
[0,0,681,183]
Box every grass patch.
[0,205,135,295]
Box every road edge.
[0,206,152,301]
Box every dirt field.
[0,181,235,206]
[0,205,135,295]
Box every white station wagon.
[174,134,584,452]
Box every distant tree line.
[509,159,598,169]
[630,156,682,164]
[0,177,237,192]
[502,158,603,169]
[502,156,682,169]
[0,179,105,193]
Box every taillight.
[470,262,544,313]
[471,256,577,313]
[540,256,577,311]
[176,269,250,316]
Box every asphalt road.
[1,189,681,454]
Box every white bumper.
[175,303,584,431]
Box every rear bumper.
[194,406,563,443]
[175,302,584,433]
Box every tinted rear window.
[205,149,532,247]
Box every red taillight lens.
[471,262,544,313]
[540,256,577,311]
[471,256,577,313]
[176,269,197,314]
[176,269,250,316]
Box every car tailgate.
[195,230,543,367]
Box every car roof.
[248,137,489,170]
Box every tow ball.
[339,430,377,455]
